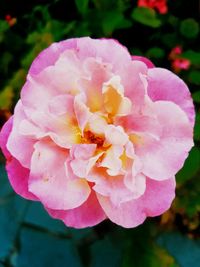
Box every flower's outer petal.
[21,78,56,113]
[6,101,35,168]
[76,37,131,71]
[30,37,130,82]
[29,140,91,210]
[0,116,37,200]
[29,39,77,75]
[6,158,38,200]
[97,177,175,228]
[132,56,155,68]
[21,93,81,149]
[46,190,106,228]
[0,116,13,158]
[136,101,194,180]
[147,68,195,125]
[21,50,82,113]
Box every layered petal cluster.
[0,37,194,228]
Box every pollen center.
[82,130,105,148]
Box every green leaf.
[131,7,161,28]
[16,228,83,267]
[192,91,200,103]
[75,0,89,15]
[122,225,179,267]
[0,52,13,74]
[180,18,199,39]
[157,232,200,267]
[182,50,200,66]
[102,11,132,36]
[176,147,200,184]
[0,164,12,197]
[194,113,200,141]
[0,20,9,34]
[90,237,122,267]
[175,173,200,217]
[24,202,68,234]
[168,15,179,28]
[0,195,28,260]
[0,86,14,109]
[162,33,178,48]
[146,47,165,59]
[189,71,200,85]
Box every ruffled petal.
[0,116,37,200]
[76,37,131,72]
[136,101,194,180]
[88,167,135,205]
[97,177,175,228]
[29,39,77,75]
[147,68,195,125]
[46,190,106,228]
[117,60,148,108]
[29,140,91,210]
[0,116,13,158]
[6,101,35,168]
[6,158,38,200]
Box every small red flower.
[5,14,17,27]
[137,0,168,14]
[169,46,191,73]
[172,58,191,73]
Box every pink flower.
[0,37,194,228]
[137,0,168,14]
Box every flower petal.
[102,76,132,116]
[6,158,38,200]
[6,101,35,168]
[0,116,13,158]
[46,190,106,228]
[0,117,37,200]
[76,37,131,72]
[136,101,194,180]
[147,68,195,125]
[97,177,175,228]
[29,140,91,210]
[89,167,135,205]
[29,39,77,75]
[132,56,155,68]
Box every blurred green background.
[0,0,200,266]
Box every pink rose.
[0,37,194,228]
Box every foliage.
[0,0,199,266]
